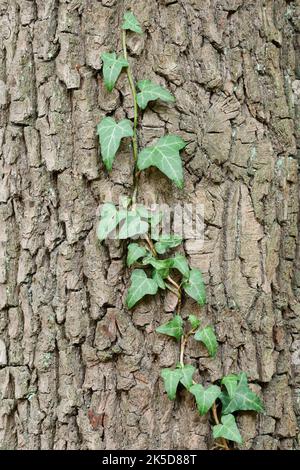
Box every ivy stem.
[122,29,139,204]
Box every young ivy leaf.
[126,269,158,309]
[97,203,125,241]
[122,11,142,34]
[97,117,133,171]
[152,270,166,290]
[127,243,147,267]
[119,212,149,239]
[221,374,239,399]
[179,364,196,390]
[194,326,218,358]
[213,414,243,445]
[137,80,175,110]
[154,235,183,254]
[101,52,128,92]
[183,268,206,306]
[142,256,172,278]
[221,372,264,415]
[161,368,183,400]
[189,384,221,416]
[172,254,190,278]
[137,135,186,189]
[156,315,183,341]
[188,314,200,330]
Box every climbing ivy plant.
[96,11,264,450]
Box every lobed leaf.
[118,212,149,239]
[213,414,243,444]
[183,268,206,306]
[101,52,128,92]
[137,80,175,110]
[188,314,200,330]
[122,11,142,34]
[154,235,183,254]
[189,384,221,416]
[221,372,264,415]
[179,364,196,390]
[194,326,218,358]
[171,254,190,278]
[156,315,183,341]
[97,117,133,171]
[161,368,183,400]
[97,203,126,241]
[126,269,158,309]
[127,243,148,267]
[137,135,186,188]
[152,270,166,289]
[221,374,239,399]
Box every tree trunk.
[0,0,299,450]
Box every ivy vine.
[96,11,264,450]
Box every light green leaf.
[119,212,149,239]
[179,364,196,390]
[152,270,166,289]
[137,135,186,188]
[97,117,133,171]
[127,243,147,267]
[194,326,218,357]
[142,256,172,278]
[156,315,183,341]
[126,269,158,309]
[222,373,264,415]
[188,314,200,330]
[154,235,183,254]
[101,52,128,92]
[213,414,243,445]
[137,80,175,110]
[189,384,221,416]
[183,268,206,306]
[221,374,239,399]
[122,11,142,34]
[161,368,183,400]
[97,203,125,241]
[172,254,190,278]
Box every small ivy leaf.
[222,373,264,415]
[188,314,200,330]
[213,414,243,445]
[154,235,183,254]
[137,135,186,189]
[101,52,128,92]
[161,368,183,400]
[221,374,239,399]
[97,117,133,171]
[137,80,175,110]
[183,268,206,306]
[122,11,142,34]
[119,212,149,239]
[194,326,218,358]
[171,254,190,278]
[152,270,166,290]
[189,384,221,416]
[156,315,183,341]
[142,256,172,278]
[126,269,158,309]
[97,203,125,241]
[179,364,196,390]
[127,243,147,267]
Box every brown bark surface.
[0,0,300,450]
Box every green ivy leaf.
[183,268,206,306]
[126,269,158,309]
[119,212,149,239]
[156,315,183,341]
[172,254,190,278]
[122,11,142,34]
[221,374,239,399]
[97,203,126,241]
[194,326,218,358]
[137,135,186,188]
[221,373,264,415]
[154,235,183,254]
[161,368,183,400]
[142,256,172,278]
[213,414,243,445]
[179,364,196,390]
[152,270,166,289]
[97,117,133,171]
[127,243,147,267]
[188,314,200,330]
[137,80,175,110]
[189,384,221,416]
[101,52,128,92]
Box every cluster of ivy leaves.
[95,10,264,448]
[157,315,264,444]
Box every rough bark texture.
[0,0,300,450]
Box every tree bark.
[0,0,299,450]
